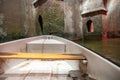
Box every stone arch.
[34,0,48,8]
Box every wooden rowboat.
[0,35,120,80]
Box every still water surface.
[74,38,120,66]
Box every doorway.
[38,15,43,34]
[86,20,94,32]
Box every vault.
[34,0,48,8]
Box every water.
[74,38,120,66]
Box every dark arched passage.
[38,15,43,34]
[86,20,94,32]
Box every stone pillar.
[64,0,82,39]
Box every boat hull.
[0,35,120,80]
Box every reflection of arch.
[86,20,94,32]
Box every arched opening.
[86,20,94,32]
[38,15,43,34]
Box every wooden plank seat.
[0,52,86,60]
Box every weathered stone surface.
[0,14,4,25]
[36,0,64,35]
[64,0,83,38]
[0,0,36,37]
[0,27,6,37]
[82,0,106,15]
[82,15,102,40]
[0,0,120,39]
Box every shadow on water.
[73,38,120,66]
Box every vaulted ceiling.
[34,0,48,8]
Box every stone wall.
[82,0,105,15]
[64,0,83,38]
[0,0,37,38]
[82,15,102,40]
[81,0,104,40]
[105,0,120,38]
[37,0,64,35]
[0,0,120,40]
[82,0,120,39]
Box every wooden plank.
[0,52,86,60]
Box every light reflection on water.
[74,38,120,66]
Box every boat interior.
[0,35,120,80]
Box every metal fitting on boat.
[82,60,88,64]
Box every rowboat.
[0,35,120,80]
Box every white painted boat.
[0,35,120,80]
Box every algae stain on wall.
[0,0,37,42]
[64,3,74,34]
[37,0,64,35]
[64,0,83,39]
[0,14,6,37]
[22,0,37,36]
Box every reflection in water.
[74,38,120,66]
[102,39,120,65]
